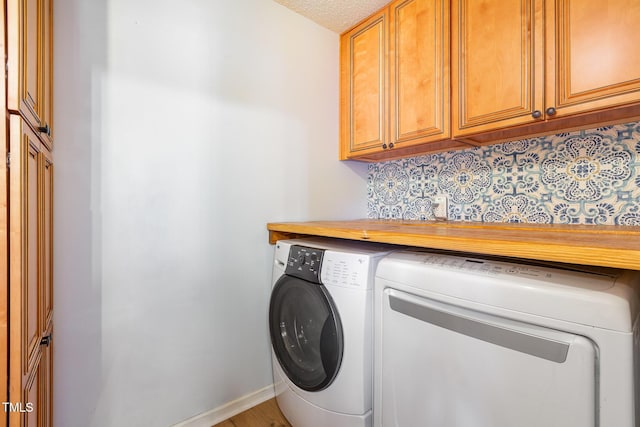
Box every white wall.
[54,1,367,425]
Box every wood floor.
[212,398,292,427]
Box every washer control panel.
[321,252,372,290]
[285,245,324,283]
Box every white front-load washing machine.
[269,238,393,427]
[374,250,640,427]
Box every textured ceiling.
[274,0,392,33]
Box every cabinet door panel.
[24,0,40,118]
[452,0,544,136]
[41,0,53,148]
[42,152,53,331]
[390,0,449,145]
[25,139,41,371]
[10,0,43,127]
[548,0,640,116]
[340,10,387,158]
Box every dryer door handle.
[388,292,571,363]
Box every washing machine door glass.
[269,275,343,392]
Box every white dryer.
[374,250,640,427]
[269,238,393,427]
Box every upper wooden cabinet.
[453,0,640,140]
[547,0,640,117]
[342,0,640,159]
[340,8,387,158]
[340,0,467,161]
[7,0,54,149]
[452,0,544,135]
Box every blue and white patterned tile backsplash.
[367,122,640,225]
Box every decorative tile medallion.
[367,122,640,225]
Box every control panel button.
[285,245,325,283]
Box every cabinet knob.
[38,123,51,137]
[40,334,52,347]
[545,107,557,116]
[389,142,394,149]
[532,110,542,119]
[382,143,388,149]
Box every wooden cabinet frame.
[3,0,54,422]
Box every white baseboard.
[171,384,276,427]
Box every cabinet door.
[41,150,53,333]
[40,0,53,148]
[7,0,53,148]
[8,116,52,427]
[389,0,450,147]
[340,9,388,159]
[39,148,53,427]
[546,0,640,118]
[23,127,41,379]
[452,0,544,136]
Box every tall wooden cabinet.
[2,0,54,426]
[452,0,640,139]
[340,0,467,161]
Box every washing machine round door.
[269,275,343,392]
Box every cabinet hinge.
[6,152,10,167]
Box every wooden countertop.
[267,219,640,271]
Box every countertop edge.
[267,220,640,271]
